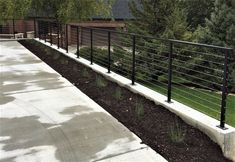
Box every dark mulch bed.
[19,39,231,162]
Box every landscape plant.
[113,87,122,100]
[82,68,90,78]
[169,119,185,144]
[135,101,145,120]
[95,75,108,88]
[77,47,111,68]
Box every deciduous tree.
[0,0,31,23]
[0,0,113,23]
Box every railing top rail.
[76,25,233,51]
[37,19,233,51]
[76,25,168,41]
[169,39,233,51]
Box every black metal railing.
[35,20,235,129]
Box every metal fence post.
[131,35,136,85]
[77,26,79,58]
[50,22,52,45]
[57,23,60,49]
[44,22,46,43]
[66,24,68,53]
[219,49,230,129]
[13,19,15,39]
[167,42,173,103]
[108,31,111,73]
[34,18,36,38]
[90,29,93,65]
[39,21,40,40]
[60,24,63,48]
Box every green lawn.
[142,81,235,127]
[77,49,235,127]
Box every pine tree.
[202,0,235,49]
[122,0,191,84]
[195,0,235,91]
[127,0,175,37]
[162,7,191,40]
[183,0,215,30]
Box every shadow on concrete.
[1,70,68,105]
[0,96,15,105]
[0,40,28,50]
[0,105,136,162]
[0,54,42,66]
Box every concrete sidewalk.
[0,41,167,162]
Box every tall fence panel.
[0,19,36,39]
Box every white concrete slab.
[35,39,235,161]
[0,40,167,162]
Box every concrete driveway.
[0,40,167,162]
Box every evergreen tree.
[127,0,175,37]
[194,0,235,91]
[199,0,235,49]
[182,0,215,30]
[122,0,172,83]
[162,7,192,40]
[118,0,192,84]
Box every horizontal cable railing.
[34,20,234,129]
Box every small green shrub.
[45,48,52,55]
[96,75,107,88]
[76,47,90,60]
[169,120,185,144]
[113,87,122,100]
[59,58,68,65]
[53,53,60,60]
[135,101,144,120]
[82,69,90,78]
[72,64,78,71]
[76,47,111,67]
